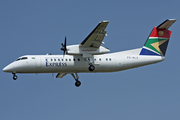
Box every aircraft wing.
[56,73,67,78]
[80,21,109,48]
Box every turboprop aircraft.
[3,19,176,87]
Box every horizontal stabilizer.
[157,19,177,29]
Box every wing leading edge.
[80,21,109,48]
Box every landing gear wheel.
[13,75,18,80]
[12,73,18,80]
[89,65,95,71]
[75,80,81,87]
[71,73,81,87]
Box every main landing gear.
[71,73,81,87]
[12,73,18,80]
[89,64,95,71]
[85,58,95,72]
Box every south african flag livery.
[140,26,172,56]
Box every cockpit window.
[21,57,28,60]
[16,58,21,61]
[16,57,28,61]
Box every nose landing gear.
[71,73,81,87]
[12,73,18,80]
[75,80,81,87]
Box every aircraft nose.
[3,64,13,73]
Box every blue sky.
[1,0,180,119]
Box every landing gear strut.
[12,73,18,80]
[71,73,81,87]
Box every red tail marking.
[149,27,171,38]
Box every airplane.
[3,19,176,87]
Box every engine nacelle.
[66,44,110,55]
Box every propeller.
[61,36,67,56]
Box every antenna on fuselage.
[46,53,52,55]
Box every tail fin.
[140,19,176,56]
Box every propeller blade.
[61,43,64,47]
[64,36,66,50]
[60,36,67,56]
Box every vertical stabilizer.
[140,19,176,56]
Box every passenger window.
[69,59,71,61]
[106,58,108,61]
[51,59,53,61]
[46,59,48,61]
[66,59,68,61]
[109,58,111,61]
[58,59,60,61]
[94,59,96,61]
[78,58,80,61]
[54,59,56,61]
[62,59,63,61]
[99,58,101,61]
[73,59,75,61]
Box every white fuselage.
[3,48,165,74]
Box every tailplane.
[140,19,176,56]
